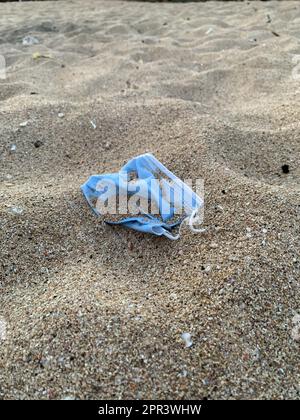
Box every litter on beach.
[22,35,39,46]
[32,52,51,60]
[81,153,204,240]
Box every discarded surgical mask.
[81,153,204,240]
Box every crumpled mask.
[81,153,204,240]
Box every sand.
[0,0,299,400]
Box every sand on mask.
[81,153,205,240]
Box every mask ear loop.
[187,209,206,234]
[162,208,206,240]
[162,229,180,240]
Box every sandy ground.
[0,0,299,400]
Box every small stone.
[215,204,224,212]
[282,164,289,174]
[8,206,24,215]
[251,347,261,361]
[178,369,188,378]
[34,140,43,148]
[22,35,39,46]
[39,357,51,368]
[291,314,300,341]
[181,332,193,348]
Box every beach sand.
[0,0,299,399]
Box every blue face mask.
[81,153,204,240]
